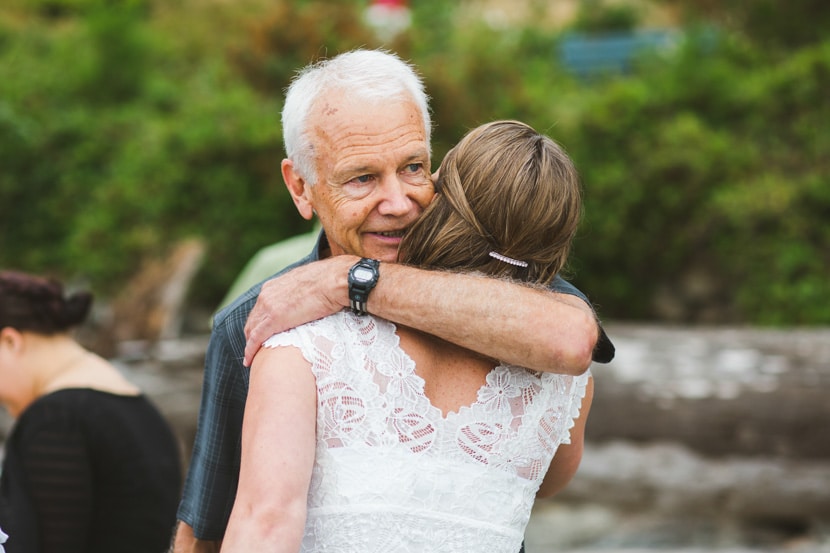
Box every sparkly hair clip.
[488,251,528,268]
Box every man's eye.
[348,175,373,185]
[340,175,375,198]
[404,163,423,174]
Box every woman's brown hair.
[399,120,582,286]
[0,270,92,334]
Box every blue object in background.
[559,30,680,77]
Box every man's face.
[286,94,433,262]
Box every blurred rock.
[588,324,830,459]
[558,441,830,519]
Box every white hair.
[281,49,432,185]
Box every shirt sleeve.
[549,274,588,302]
[550,275,615,364]
[176,305,251,540]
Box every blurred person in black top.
[0,270,181,553]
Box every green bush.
[658,0,830,52]
[562,36,830,323]
[0,11,291,305]
[1,0,828,325]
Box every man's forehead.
[309,90,425,131]
[309,100,428,169]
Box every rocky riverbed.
[2,323,828,551]
[528,324,830,552]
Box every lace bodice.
[263,311,590,553]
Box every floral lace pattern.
[264,311,590,553]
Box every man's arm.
[243,255,599,375]
[173,298,255,552]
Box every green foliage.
[0,11,290,305]
[571,0,643,32]
[657,0,830,52]
[79,3,150,103]
[562,36,830,323]
[1,0,827,325]
[229,1,378,97]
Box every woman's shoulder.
[9,391,90,449]
[19,389,86,419]
[18,389,158,433]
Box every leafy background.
[1,0,827,327]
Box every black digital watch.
[347,258,380,316]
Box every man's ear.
[282,159,315,220]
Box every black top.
[0,389,181,553]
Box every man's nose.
[376,176,415,216]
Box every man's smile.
[371,230,406,238]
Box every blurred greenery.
[0,0,827,325]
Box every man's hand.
[243,255,357,366]
[170,522,221,553]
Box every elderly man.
[172,48,613,552]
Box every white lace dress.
[263,311,590,553]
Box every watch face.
[353,267,375,282]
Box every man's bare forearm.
[244,256,599,373]
[370,263,598,374]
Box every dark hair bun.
[0,270,94,334]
